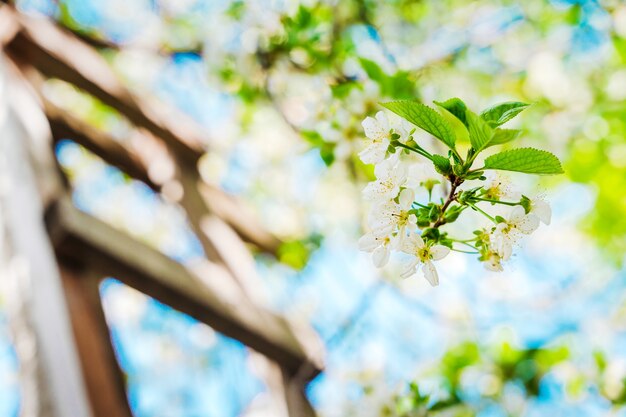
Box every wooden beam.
[199,182,282,255]
[59,264,133,417]
[46,197,324,379]
[44,98,158,189]
[34,90,281,254]
[4,7,205,163]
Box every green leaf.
[466,110,494,153]
[484,148,564,175]
[381,101,456,149]
[301,130,335,166]
[434,97,468,127]
[386,71,416,99]
[359,59,417,99]
[359,58,386,84]
[480,101,529,127]
[487,129,521,147]
[431,154,452,175]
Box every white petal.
[399,188,415,209]
[358,141,389,164]
[508,206,526,223]
[496,237,513,260]
[393,162,408,185]
[406,214,418,232]
[484,256,504,272]
[412,233,425,249]
[517,213,540,234]
[400,233,424,254]
[422,261,439,286]
[374,111,389,131]
[369,222,394,238]
[400,258,419,279]
[374,156,394,179]
[362,116,386,141]
[358,233,379,252]
[429,245,450,261]
[532,199,552,225]
[362,181,395,202]
[372,245,390,267]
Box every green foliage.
[484,148,564,175]
[302,130,336,166]
[431,154,452,175]
[434,97,469,127]
[277,233,323,270]
[361,98,563,276]
[359,58,417,100]
[381,101,456,149]
[488,129,521,147]
[480,102,530,127]
[466,109,494,152]
[376,340,591,416]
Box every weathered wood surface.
[46,198,324,379]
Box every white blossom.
[528,196,552,225]
[483,251,504,272]
[482,172,520,201]
[359,111,392,164]
[358,232,394,267]
[368,189,418,247]
[491,206,540,260]
[362,155,407,202]
[400,234,450,286]
[407,162,442,194]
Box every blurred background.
[2,0,626,416]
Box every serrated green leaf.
[381,101,456,149]
[487,129,521,147]
[484,148,564,175]
[431,154,451,175]
[434,97,468,127]
[480,101,529,127]
[466,110,494,152]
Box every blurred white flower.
[362,155,407,202]
[358,232,394,267]
[528,196,551,225]
[407,162,442,194]
[359,111,391,164]
[491,206,540,260]
[482,172,520,201]
[483,251,504,272]
[400,234,450,286]
[368,188,418,248]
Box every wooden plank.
[4,7,205,163]
[45,197,324,379]
[58,264,133,417]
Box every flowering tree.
[359,99,562,285]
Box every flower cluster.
[358,99,563,286]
